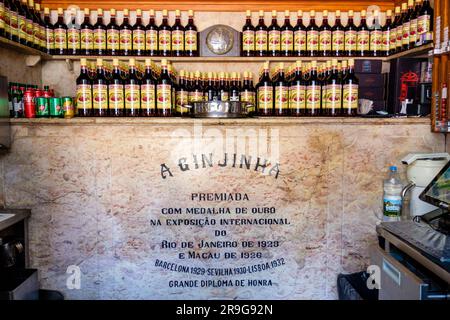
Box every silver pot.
[183,101,254,118]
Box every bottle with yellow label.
[189,71,204,103]
[9,0,19,42]
[156,59,172,116]
[332,10,344,57]
[342,59,359,116]
[159,10,171,56]
[357,10,370,56]
[289,61,306,116]
[76,58,93,117]
[125,58,140,117]
[53,7,67,55]
[175,70,189,116]
[322,59,341,116]
[319,10,331,57]
[109,58,124,117]
[305,61,320,116]
[106,9,119,55]
[141,59,156,117]
[93,8,106,55]
[268,10,280,57]
[241,10,255,57]
[43,7,54,54]
[274,63,289,115]
[280,10,293,57]
[306,10,319,57]
[184,10,198,57]
[132,9,145,55]
[146,9,158,56]
[344,10,357,56]
[255,10,267,57]
[80,8,93,55]
[67,7,80,55]
[119,9,132,55]
[92,58,108,117]
[293,10,306,56]
[240,71,256,115]
[172,10,184,57]
[257,61,273,116]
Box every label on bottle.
[281,30,293,51]
[26,18,33,43]
[268,30,281,51]
[80,29,93,50]
[93,28,106,50]
[139,83,154,110]
[294,30,306,52]
[67,28,80,50]
[258,85,273,110]
[307,30,319,51]
[321,84,329,109]
[124,84,140,109]
[40,26,46,49]
[132,29,145,51]
[159,29,171,52]
[146,29,158,51]
[10,13,18,36]
[156,84,171,110]
[189,90,204,103]
[242,30,255,51]
[275,86,289,109]
[108,83,124,110]
[383,196,402,217]
[306,84,320,110]
[409,18,418,43]
[289,85,306,110]
[46,27,55,49]
[220,91,229,101]
[344,30,357,51]
[387,29,397,51]
[4,7,10,34]
[0,3,4,30]
[171,29,184,51]
[357,30,369,51]
[185,30,197,51]
[120,29,132,51]
[240,90,256,111]
[319,30,331,51]
[255,30,267,51]
[107,29,120,51]
[54,28,67,50]
[33,22,40,46]
[395,25,403,48]
[76,84,92,110]
[370,30,382,52]
[418,14,430,35]
[18,15,26,40]
[332,30,345,51]
[92,84,108,109]
[175,90,189,113]
[327,83,341,111]
[343,83,358,110]
[402,22,410,45]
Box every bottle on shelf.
[9,0,19,42]
[67,7,80,55]
[280,10,293,57]
[331,10,344,57]
[396,5,406,53]
[256,61,273,116]
[370,10,383,57]
[189,70,204,103]
[3,0,11,40]
[417,0,433,46]
[184,10,198,57]
[306,10,319,57]
[132,9,145,56]
[229,72,240,102]
[16,0,26,44]
[22,0,33,47]
[293,10,306,57]
[156,59,172,116]
[171,9,184,57]
[255,10,267,57]
[342,58,358,116]
[43,7,54,55]
[76,58,93,117]
[218,72,229,101]
[106,8,119,56]
[141,58,156,117]
[289,61,305,116]
[274,63,289,116]
[268,10,280,57]
[409,0,420,48]
[124,58,140,117]
[159,9,171,56]
[401,2,411,51]
[323,58,341,116]
[305,60,320,116]
[92,58,108,116]
[204,71,217,101]
[53,7,67,55]
[240,71,256,115]
[34,1,45,52]
[344,10,357,57]
[357,10,370,56]
[108,58,124,117]
[93,8,106,55]
[174,70,189,116]
[119,8,132,56]
[146,9,158,56]
[318,10,331,57]
[241,10,255,57]
[28,0,39,49]
[383,9,396,56]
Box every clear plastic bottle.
[383,166,403,221]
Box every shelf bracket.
[65,59,74,72]
[25,55,41,67]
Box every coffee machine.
[401,153,450,217]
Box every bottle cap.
[231,72,237,78]
[401,3,407,10]
[390,166,397,172]
[175,10,181,16]
[342,60,348,67]
[297,10,302,16]
[259,10,264,16]
[150,9,155,16]
[408,0,413,6]
[110,8,116,16]
[311,60,317,67]
[163,9,168,16]
[179,70,185,77]
[348,59,354,66]
[310,10,315,17]
[395,6,400,14]
[96,58,103,66]
[323,10,328,16]
[57,8,63,14]
[161,59,167,66]
[44,7,50,14]
[336,10,341,16]
[246,10,251,16]
[113,59,119,66]
[285,10,289,16]
[194,71,201,77]
[296,60,302,68]
[387,9,392,16]
[129,58,136,66]
[349,10,354,16]
[361,10,366,16]
[124,9,129,16]
[327,60,332,68]
[272,10,277,17]
[207,71,213,78]
[188,10,194,16]
[263,61,270,69]
[278,62,284,70]
[243,71,249,78]
[145,59,152,66]
[136,9,142,16]
[98,8,103,15]
[374,10,379,17]
[219,71,225,78]
[80,58,87,65]
[332,59,338,66]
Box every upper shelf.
[0,37,51,59]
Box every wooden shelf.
[385,43,434,60]
[0,37,51,59]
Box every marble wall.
[0,48,42,87]
[1,118,443,300]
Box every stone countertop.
[9,117,431,126]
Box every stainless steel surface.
[184,101,253,118]
[377,226,450,284]
[370,245,428,300]
[0,76,11,153]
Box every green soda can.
[35,97,50,118]
[49,97,63,118]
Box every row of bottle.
[75,57,359,117]
[0,2,199,56]
[7,82,54,117]
[241,0,433,57]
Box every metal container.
[183,101,253,118]
[61,97,74,118]
[35,97,49,118]
[49,97,63,118]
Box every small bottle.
[306,10,319,57]
[255,10,267,57]
[344,10,357,57]
[92,58,108,117]
[146,9,158,56]
[184,10,198,57]
[417,0,433,46]
[9,0,19,42]
[382,10,395,56]
[229,72,240,102]
[241,10,255,57]
[204,72,218,101]
[280,10,293,57]
[268,10,280,56]
[274,63,289,116]
[159,9,171,56]
[108,58,124,117]
[383,166,403,221]
[305,61,320,116]
[370,10,383,57]
[409,0,420,47]
[141,59,157,117]
[256,61,273,116]
[16,0,27,45]
[189,71,204,103]
[289,61,306,116]
[156,59,172,116]
[175,70,189,116]
[331,10,344,57]
[53,7,67,55]
[106,9,120,56]
[240,71,256,115]
[66,7,80,55]
[119,9,132,56]
[396,5,406,53]
[218,72,229,101]
[125,58,141,117]
[402,0,414,51]
[318,10,331,57]
[171,10,184,57]
[132,9,145,56]
[93,8,106,55]
[80,8,93,55]
[357,10,370,56]
[293,10,306,56]
[342,59,358,116]
[43,7,54,55]
[322,59,341,116]
[76,58,92,117]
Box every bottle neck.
[188,17,194,24]
[110,17,116,24]
[136,17,142,25]
[348,17,354,25]
[246,17,252,24]
[97,17,103,24]
[258,17,264,24]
